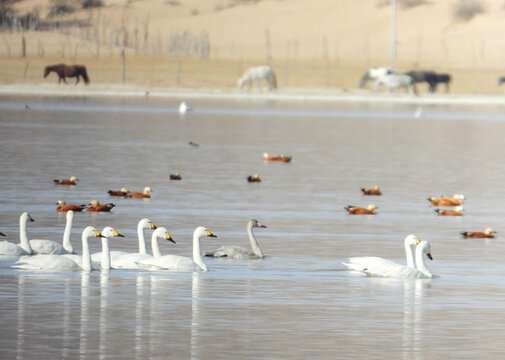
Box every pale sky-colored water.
[1,96,505,358]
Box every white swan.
[95,227,125,271]
[343,236,434,279]
[205,219,266,259]
[29,210,75,255]
[0,212,34,256]
[12,226,103,271]
[178,101,192,114]
[136,226,217,272]
[91,218,157,265]
[111,226,174,269]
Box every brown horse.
[44,64,89,85]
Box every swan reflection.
[402,279,431,359]
[80,273,90,360]
[191,272,201,360]
[100,272,109,360]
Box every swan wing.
[136,255,197,272]
[0,241,28,257]
[29,239,66,255]
[13,254,81,271]
[205,246,257,259]
[343,257,428,279]
[111,253,152,269]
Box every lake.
[1,95,505,359]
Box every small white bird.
[178,101,193,114]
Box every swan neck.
[151,233,161,257]
[62,214,74,253]
[404,241,415,268]
[101,237,111,270]
[415,244,433,278]
[247,225,264,258]
[81,232,92,272]
[137,222,148,255]
[193,231,207,272]
[19,215,32,254]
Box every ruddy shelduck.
[345,204,377,215]
[108,188,130,196]
[434,206,463,216]
[54,176,78,185]
[87,200,115,212]
[125,186,152,199]
[56,200,87,212]
[361,186,382,196]
[461,228,496,238]
[428,194,464,206]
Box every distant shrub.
[453,0,485,20]
[166,0,181,5]
[376,0,428,8]
[49,0,78,16]
[82,0,103,9]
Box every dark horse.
[44,64,89,85]
[404,70,451,93]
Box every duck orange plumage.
[434,206,463,216]
[428,194,464,206]
[361,186,382,196]
[461,228,495,238]
[262,153,292,162]
[125,186,152,198]
[87,200,115,212]
[54,176,78,185]
[345,204,377,215]
[56,200,87,212]
[108,188,130,196]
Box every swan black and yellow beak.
[150,222,157,230]
[427,253,433,260]
[206,230,217,238]
[95,230,105,238]
[165,232,176,244]
[112,229,125,237]
[257,223,267,228]
[414,237,421,245]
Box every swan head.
[143,186,152,194]
[195,226,217,239]
[249,219,267,229]
[101,227,125,238]
[140,218,157,230]
[21,212,35,223]
[83,226,104,238]
[153,226,175,244]
[419,240,433,260]
[405,234,420,246]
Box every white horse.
[375,74,417,95]
[237,65,277,91]
[359,67,398,88]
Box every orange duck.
[108,188,130,196]
[125,186,152,198]
[87,200,115,212]
[54,176,78,185]
[434,206,463,216]
[461,228,496,238]
[345,204,377,215]
[361,186,382,196]
[427,194,464,206]
[56,200,87,212]
[263,153,292,163]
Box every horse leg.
[75,76,80,85]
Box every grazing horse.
[44,64,89,85]
[375,74,417,95]
[497,76,505,86]
[237,65,277,91]
[404,70,437,92]
[359,67,397,88]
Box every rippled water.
[2,96,505,358]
